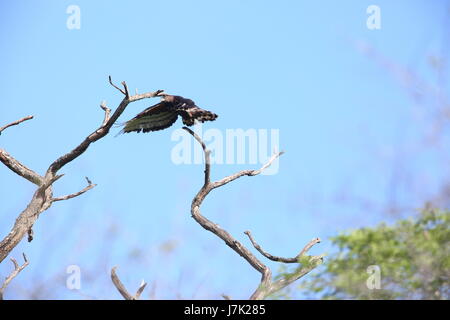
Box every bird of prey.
[118,94,218,134]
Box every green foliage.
[298,208,450,300]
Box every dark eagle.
[119,94,218,134]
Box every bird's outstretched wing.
[118,95,218,135]
[119,101,179,134]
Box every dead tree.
[110,129,323,300]
[0,77,164,297]
[180,127,323,299]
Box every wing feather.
[117,96,218,135]
[120,102,179,134]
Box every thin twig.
[211,151,284,190]
[0,116,42,186]
[109,75,126,95]
[245,231,321,263]
[100,101,111,126]
[245,231,296,263]
[52,177,96,202]
[129,89,165,102]
[182,127,211,185]
[298,237,321,257]
[0,116,33,135]
[0,253,29,300]
[121,81,130,99]
[111,266,147,300]
[134,279,147,300]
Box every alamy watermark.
[66,5,81,30]
[171,124,281,175]
[366,265,381,289]
[66,264,81,290]
[366,5,381,30]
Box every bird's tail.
[181,108,218,126]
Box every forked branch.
[0,253,29,300]
[111,266,147,300]
[52,177,97,202]
[182,127,323,300]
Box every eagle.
[118,94,218,134]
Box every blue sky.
[0,1,449,299]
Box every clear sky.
[0,0,448,299]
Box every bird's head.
[161,94,175,103]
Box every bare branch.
[0,149,43,186]
[52,177,96,202]
[298,237,321,257]
[0,76,164,264]
[111,266,147,300]
[0,117,43,186]
[0,116,33,135]
[47,82,162,175]
[182,127,211,185]
[0,253,29,300]
[108,75,126,95]
[129,89,165,103]
[184,128,273,296]
[244,231,296,263]
[100,101,111,126]
[134,279,147,300]
[245,231,321,263]
[111,266,133,300]
[121,81,130,99]
[211,151,284,190]
[183,128,322,300]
